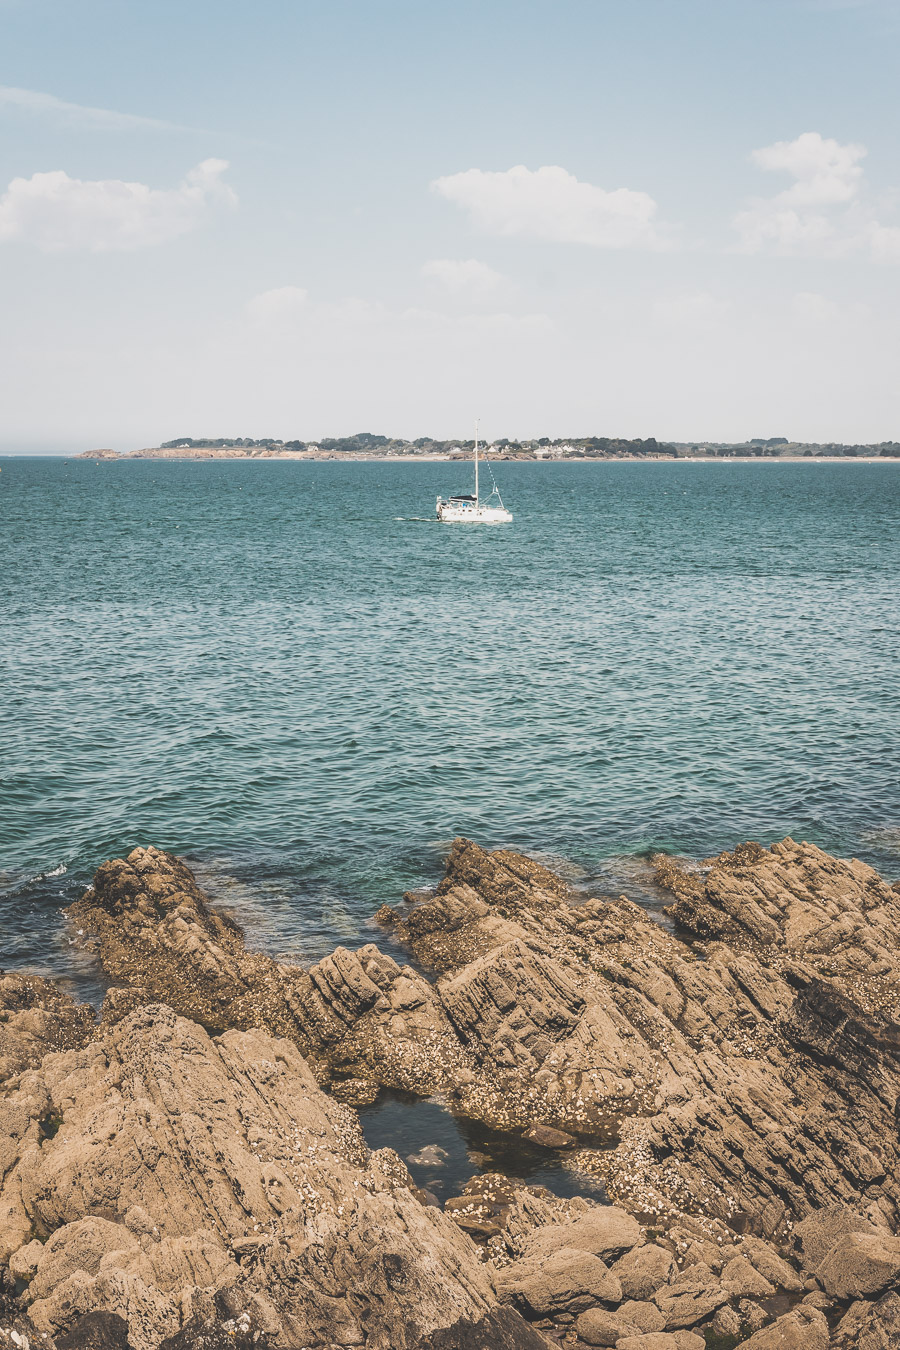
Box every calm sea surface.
[2,457,899,1002]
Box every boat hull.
[437,504,513,524]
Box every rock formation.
[381,837,900,1240]
[66,847,472,1102]
[3,832,899,1348]
[0,1003,499,1350]
[0,972,94,1081]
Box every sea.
[2,455,898,1193]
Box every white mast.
[474,420,479,505]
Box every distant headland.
[78,432,900,461]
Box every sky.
[2,0,900,450]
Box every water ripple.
[1,457,898,993]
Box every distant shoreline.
[4,450,899,463]
[63,452,900,464]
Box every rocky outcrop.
[32,832,900,1347]
[0,972,94,1081]
[0,1003,495,1350]
[65,837,900,1235]
[381,837,900,1240]
[67,847,474,1099]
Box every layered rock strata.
[66,838,900,1237]
[0,1002,499,1350]
[381,837,900,1240]
[66,848,472,1102]
[2,833,895,1348]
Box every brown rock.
[617,1301,666,1332]
[740,1236,804,1292]
[0,970,94,1082]
[739,1304,829,1349]
[652,1275,730,1328]
[59,835,900,1300]
[739,1299,771,1331]
[521,1207,642,1263]
[615,1333,705,1350]
[0,1004,495,1349]
[66,847,475,1101]
[524,1123,575,1148]
[574,1306,642,1346]
[496,1246,622,1315]
[388,837,900,1234]
[832,1290,900,1349]
[791,1205,881,1272]
[720,1253,776,1298]
[817,1231,900,1299]
[611,1244,676,1300]
[710,1304,743,1337]
[414,1306,554,1348]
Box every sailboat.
[436,425,513,523]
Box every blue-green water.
[2,457,899,1002]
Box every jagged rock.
[658,840,900,1008]
[816,1232,900,1299]
[791,1206,881,1272]
[385,837,900,1237]
[0,1004,495,1349]
[495,1246,622,1315]
[414,1306,553,1348]
[832,1290,900,1349]
[610,1244,676,1300]
[615,1333,704,1350]
[0,971,94,1083]
[68,839,900,1242]
[738,1303,829,1348]
[66,847,474,1101]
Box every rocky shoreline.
[3,835,900,1349]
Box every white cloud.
[0,85,192,132]
[791,291,841,323]
[421,257,506,294]
[734,131,900,261]
[650,292,728,331]
[750,132,865,206]
[0,159,236,252]
[246,286,309,322]
[431,164,668,250]
[867,221,900,263]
